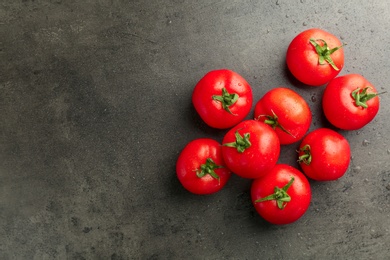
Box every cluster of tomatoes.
[176,28,382,225]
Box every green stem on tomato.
[298,144,312,165]
[195,158,223,181]
[212,88,239,115]
[309,38,345,71]
[223,130,251,153]
[255,177,295,209]
[351,87,385,109]
[256,110,295,138]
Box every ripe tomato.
[254,87,312,145]
[286,28,344,86]
[192,69,253,129]
[298,128,351,181]
[176,138,232,195]
[322,74,381,130]
[221,120,280,179]
[251,164,311,225]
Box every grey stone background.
[1,0,389,259]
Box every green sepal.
[255,177,295,209]
[351,87,380,109]
[212,88,239,115]
[298,145,312,165]
[223,130,251,153]
[195,158,223,180]
[309,38,344,71]
[257,109,295,138]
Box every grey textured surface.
[1,0,390,259]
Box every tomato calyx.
[256,110,295,138]
[309,38,344,71]
[351,87,384,109]
[212,88,239,115]
[298,145,312,165]
[255,177,295,209]
[195,158,223,181]
[223,130,251,153]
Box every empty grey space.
[1,0,389,259]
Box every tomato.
[192,69,253,129]
[176,138,232,195]
[221,120,280,179]
[322,74,381,130]
[298,128,351,181]
[286,28,345,86]
[251,164,311,225]
[254,87,312,145]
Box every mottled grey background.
[1,0,389,259]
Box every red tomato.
[322,74,381,130]
[251,164,311,225]
[298,128,351,181]
[192,69,253,129]
[176,138,232,195]
[286,28,344,86]
[221,120,280,179]
[254,87,312,145]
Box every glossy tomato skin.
[286,28,344,86]
[251,164,311,225]
[322,74,380,130]
[298,128,351,181]
[222,120,280,179]
[254,87,312,145]
[176,138,231,195]
[192,69,253,129]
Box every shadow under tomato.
[186,102,231,141]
